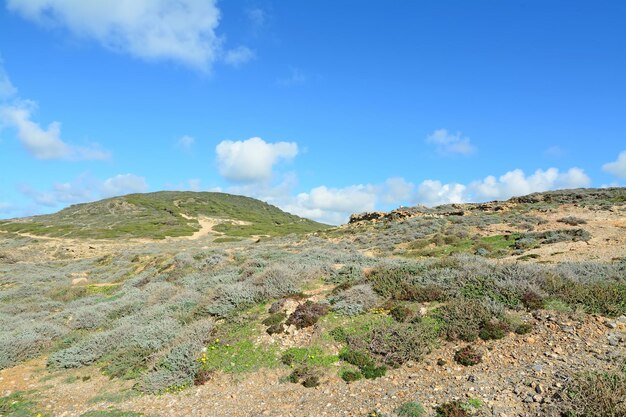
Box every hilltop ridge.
[0,191,329,239]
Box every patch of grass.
[198,339,278,374]
[0,391,47,417]
[88,390,138,404]
[281,347,338,368]
[212,237,243,243]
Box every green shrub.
[287,366,320,388]
[338,348,376,369]
[396,401,426,417]
[478,321,510,341]
[361,364,387,379]
[514,323,533,335]
[389,305,413,322]
[562,370,626,417]
[340,369,362,383]
[262,312,286,326]
[437,299,491,342]
[454,345,482,366]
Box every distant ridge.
[0,191,330,239]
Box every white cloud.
[216,137,298,183]
[176,135,195,151]
[426,129,476,156]
[7,0,225,71]
[413,167,591,206]
[382,177,414,204]
[415,180,467,206]
[602,151,626,180]
[224,46,255,67]
[102,174,148,197]
[0,100,111,160]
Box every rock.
[605,321,617,329]
[531,363,544,373]
[523,396,534,403]
[533,394,544,403]
[535,384,545,394]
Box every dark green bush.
[262,312,286,326]
[340,369,362,383]
[390,304,413,322]
[479,321,510,341]
[361,364,387,379]
[338,348,376,369]
[515,323,533,335]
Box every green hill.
[0,191,330,239]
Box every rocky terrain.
[1,188,625,417]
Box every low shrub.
[454,345,482,366]
[515,323,533,335]
[561,370,626,417]
[330,284,379,316]
[478,321,510,341]
[435,401,469,417]
[136,342,201,394]
[338,348,376,369]
[287,366,320,388]
[521,290,545,310]
[557,216,587,226]
[365,322,436,367]
[437,298,491,342]
[340,369,362,383]
[389,305,413,322]
[286,301,329,329]
[361,364,387,379]
[193,368,212,386]
[262,312,286,327]
[396,401,426,417]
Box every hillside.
[0,187,624,417]
[0,191,329,239]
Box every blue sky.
[0,1,625,224]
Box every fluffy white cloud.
[413,167,591,206]
[0,100,111,160]
[102,174,149,197]
[382,177,414,204]
[602,151,626,180]
[415,180,467,206]
[224,46,255,67]
[7,0,225,71]
[216,137,298,183]
[426,129,476,156]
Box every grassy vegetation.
[0,391,47,417]
[0,191,329,239]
